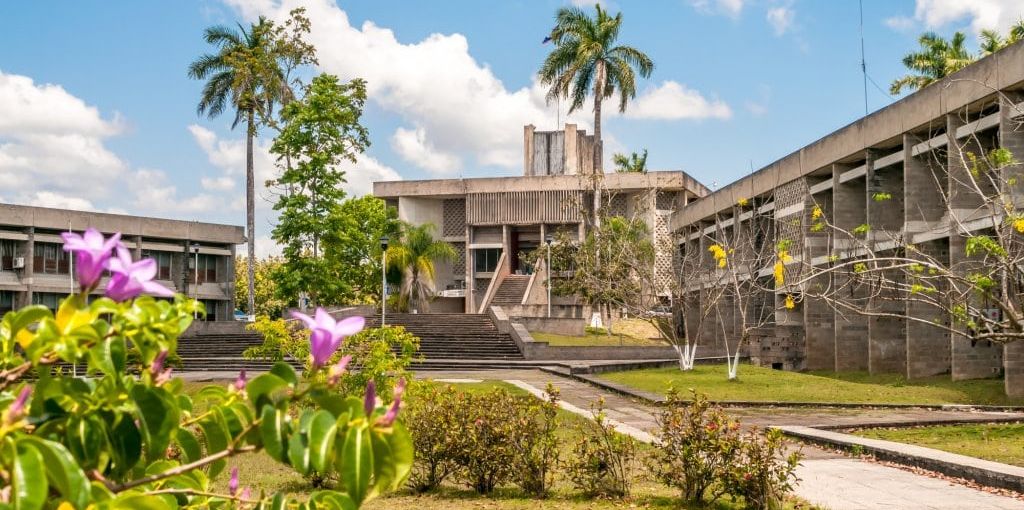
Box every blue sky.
[1,0,1022,254]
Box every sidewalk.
[421,369,1024,510]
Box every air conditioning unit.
[12,257,24,269]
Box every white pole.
[546,248,552,318]
[194,249,199,320]
[381,250,387,326]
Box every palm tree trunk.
[246,109,256,317]
[592,60,605,228]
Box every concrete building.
[374,124,708,316]
[670,41,1024,395]
[0,204,245,321]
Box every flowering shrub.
[0,229,412,509]
[724,428,802,510]
[654,390,741,503]
[565,397,638,498]
[509,384,561,498]
[403,383,463,492]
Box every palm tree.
[539,4,653,225]
[890,31,973,95]
[188,18,292,317]
[612,149,648,173]
[386,223,457,312]
[980,20,1024,55]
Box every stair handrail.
[520,257,544,306]
[476,251,509,314]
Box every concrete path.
[419,369,1024,510]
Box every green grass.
[597,364,1024,405]
[531,331,664,347]
[853,423,1024,466]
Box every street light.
[380,236,389,326]
[190,243,200,320]
[545,234,553,318]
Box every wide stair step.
[490,275,530,306]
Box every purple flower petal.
[234,370,247,392]
[228,467,239,496]
[335,316,365,338]
[364,380,377,417]
[61,228,122,291]
[378,378,406,426]
[290,310,317,330]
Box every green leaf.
[11,441,47,510]
[198,411,230,479]
[309,491,356,510]
[247,373,289,409]
[309,411,338,473]
[131,385,179,461]
[65,414,109,472]
[384,422,414,490]
[18,437,90,509]
[288,427,312,475]
[175,428,202,463]
[259,405,289,463]
[107,492,174,510]
[338,425,373,505]
[108,414,143,477]
[270,361,298,387]
[368,431,395,499]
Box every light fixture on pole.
[380,236,389,326]
[545,234,553,318]
[190,243,200,320]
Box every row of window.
[0,241,222,283]
[13,292,224,322]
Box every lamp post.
[545,234,553,318]
[380,236,389,326]
[190,243,200,320]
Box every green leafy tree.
[890,31,973,95]
[324,195,400,304]
[234,255,288,317]
[612,149,648,173]
[270,74,371,307]
[539,4,654,225]
[386,223,457,312]
[979,20,1024,55]
[188,9,317,319]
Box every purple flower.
[104,247,174,302]
[228,467,239,497]
[233,369,247,392]
[3,386,31,425]
[150,349,172,385]
[377,378,406,427]
[364,380,377,417]
[290,308,364,368]
[327,355,353,386]
[61,228,122,291]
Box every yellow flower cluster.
[708,244,728,268]
[1014,217,1024,234]
[811,205,823,221]
[784,294,796,310]
[774,249,792,285]
[737,197,749,207]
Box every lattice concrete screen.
[442,199,466,237]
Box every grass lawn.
[853,423,1024,466]
[597,364,1024,406]
[531,318,666,347]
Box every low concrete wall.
[426,296,465,314]
[182,320,250,337]
[513,316,586,335]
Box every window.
[142,251,174,280]
[0,241,18,271]
[31,292,62,310]
[190,254,219,284]
[474,248,501,273]
[201,299,219,322]
[0,291,12,313]
[33,243,69,275]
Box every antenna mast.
[859,0,869,115]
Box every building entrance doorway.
[510,227,541,274]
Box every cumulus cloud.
[894,0,1024,34]
[222,0,731,175]
[690,0,744,17]
[21,191,97,211]
[766,6,795,36]
[624,81,732,120]
[0,70,126,203]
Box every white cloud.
[624,81,732,120]
[22,191,97,211]
[766,6,795,36]
[201,176,236,191]
[690,0,744,17]
[390,127,461,174]
[885,16,916,31]
[340,154,402,196]
[899,0,1024,34]
[222,0,730,175]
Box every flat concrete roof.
[373,170,709,199]
[672,39,1024,230]
[0,203,246,245]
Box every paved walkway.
[422,369,1024,510]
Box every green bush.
[585,325,608,335]
[654,390,741,503]
[565,397,638,498]
[724,428,802,510]
[510,384,562,497]
[404,383,463,492]
[455,389,521,494]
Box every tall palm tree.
[386,223,457,312]
[890,31,973,95]
[188,18,291,317]
[980,20,1024,55]
[539,4,653,225]
[612,149,648,173]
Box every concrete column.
[564,124,578,175]
[1001,93,1024,394]
[465,225,473,313]
[1006,342,1024,397]
[832,162,869,371]
[948,113,1004,379]
[523,125,535,176]
[22,227,34,307]
[803,181,834,371]
[132,235,143,260]
[903,132,951,378]
[501,224,511,274]
[866,147,907,374]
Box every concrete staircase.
[176,332,301,372]
[490,275,530,306]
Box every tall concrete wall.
[832,163,870,371]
